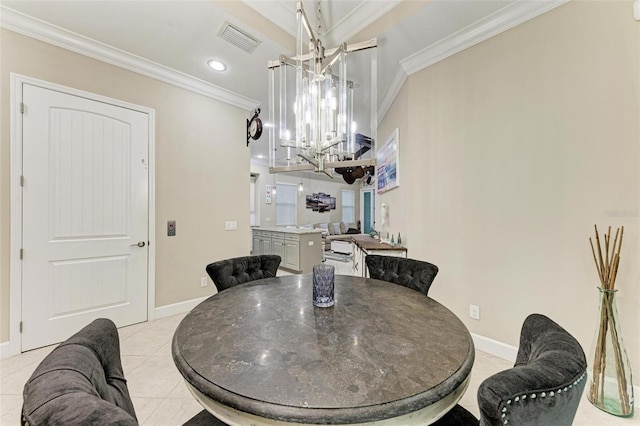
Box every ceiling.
[1,0,564,165]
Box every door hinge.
[20,248,23,260]
[20,175,24,187]
[19,321,23,333]
[20,102,25,114]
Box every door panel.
[22,84,149,351]
[49,256,128,317]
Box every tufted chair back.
[206,255,281,292]
[365,255,438,296]
[477,313,587,425]
[433,313,587,426]
[22,318,138,426]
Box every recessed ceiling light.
[207,60,226,71]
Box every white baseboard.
[0,341,11,359]
[471,332,518,363]
[153,296,209,320]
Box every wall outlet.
[200,277,208,288]
[308,241,313,246]
[225,221,238,231]
[266,217,271,222]
[469,305,480,320]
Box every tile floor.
[1,257,638,425]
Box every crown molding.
[377,65,408,125]
[0,6,260,111]
[401,0,569,75]
[377,0,568,123]
[325,1,401,47]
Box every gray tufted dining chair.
[365,255,439,296]
[22,318,137,426]
[433,313,587,426]
[206,255,281,292]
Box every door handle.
[130,241,146,248]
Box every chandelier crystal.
[268,1,377,177]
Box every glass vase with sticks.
[587,225,634,417]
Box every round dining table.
[172,274,474,426]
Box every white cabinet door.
[272,235,285,261]
[259,236,272,256]
[284,239,300,270]
[252,232,261,255]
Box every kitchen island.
[251,227,323,273]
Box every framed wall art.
[377,128,399,194]
[305,192,336,213]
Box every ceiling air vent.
[218,22,261,53]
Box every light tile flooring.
[1,257,638,425]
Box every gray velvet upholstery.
[206,255,281,292]
[434,313,587,426]
[21,318,137,426]
[365,255,438,296]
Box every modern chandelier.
[268,1,377,177]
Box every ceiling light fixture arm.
[296,1,318,51]
[321,43,347,75]
[267,40,377,70]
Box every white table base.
[185,375,470,426]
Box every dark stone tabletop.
[172,274,474,424]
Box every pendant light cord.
[317,0,322,37]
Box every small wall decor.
[247,108,262,146]
[306,192,336,213]
[377,128,399,194]
[265,184,272,204]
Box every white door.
[21,83,149,351]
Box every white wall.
[378,1,640,375]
